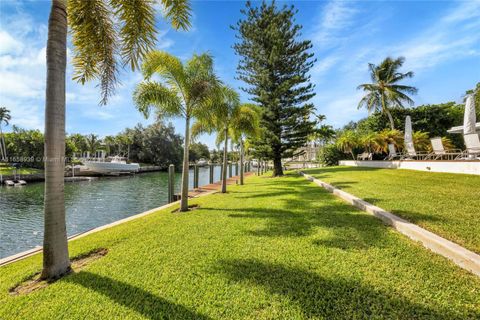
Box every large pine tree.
[233,1,316,176]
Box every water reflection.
[0,165,225,258]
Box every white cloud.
[395,2,480,72]
[0,30,24,54]
[312,1,358,47]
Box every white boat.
[83,156,140,174]
[196,158,208,166]
[4,179,27,187]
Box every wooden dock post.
[168,164,175,203]
[193,164,199,189]
[209,164,214,184]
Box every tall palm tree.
[192,87,259,191]
[0,107,11,160]
[134,51,219,211]
[42,0,191,280]
[357,57,417,130]
[229,104,260,186]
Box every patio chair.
[384,144,402,160]
[456,133,480,160]
[400,142,429,160]
[425,137,463,160]
[357,152,372,161]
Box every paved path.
[187,172,254,197]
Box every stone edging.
[300,171,480,277]
[0,189,218,267]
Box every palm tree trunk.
[180,116,190,212]
[221,128,228,193]
[381,93,395,130]
[0,125,6,160]
[41,0,70,280]
[239,139,244,185]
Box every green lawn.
[1,173,479,319]
[303,166,480,254]
[0,166,42,176]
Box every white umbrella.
[464,94,477,135]
[404,115,415,155]
[404,116,413,143]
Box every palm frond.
[69,0,118,105]
[133,81,183,118]
[110,0,157,71]
[160,0,192,31]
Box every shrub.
[318,144,344,166]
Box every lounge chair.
[456,133,480,160]
[384,144,402,160]
[400,142,428,160]
[426,137,463,160]
[357,152,372,161]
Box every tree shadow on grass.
[203,201,389,250]
[65,271,211,320]
[216,259,470,319]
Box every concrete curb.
[0,189,218,267]
[300,171,480,277]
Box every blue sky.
[1,0,479,148]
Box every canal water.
[0,165,228,259]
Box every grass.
[302,166,480,253]
[1,173,479,319]
[0,165,42,176]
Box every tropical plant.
[123,122,183,167]
[309,113,335,146]
[227,103,260,186]
[373,129,404,153]
[359,131,379,153]
[412,131,430,152]
[42,0,191,280]
[318,143,343,166]
[191,86,259,192]
[336,130,360,160]
[134,50,219,210]
[68,133,88,156]
[0,107,11,160]
[357,56,417,130]
[84,134,102,156]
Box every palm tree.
[42,0,191,280]
[336,130,359,160]
[229,104,260,185]
[84,134,102,156]
[0,107,11,160]
[134,51,219,211]
[190,86,239,193]
[357,57,417,130]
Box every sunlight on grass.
[303,166,480,253]
[0,173,478,319]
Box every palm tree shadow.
[216,259,468,319]
[65,271,211,320]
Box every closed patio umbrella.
[464,94,476,135]
[404,115,414,150]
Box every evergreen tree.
[233,1,316,176]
